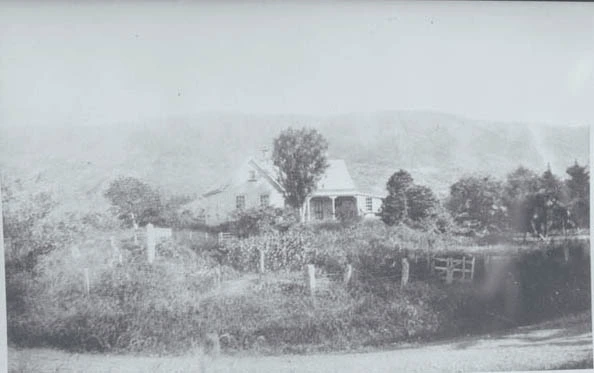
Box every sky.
[0,1,593,128]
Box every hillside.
[0,111,588,213]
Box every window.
[314,200,324,220]
[248,170,256,181]
[236,195,245,210]
[260,194,269,208]
[366,197,373,212]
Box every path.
[8,313,593,373]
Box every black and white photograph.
[0,1,592,372]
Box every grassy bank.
[6,222,591,355]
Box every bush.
[7,218,590,356]
[7,235,229,354]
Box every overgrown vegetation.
[3,153,590,356]
[5,217,590,355]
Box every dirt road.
[8,314,593,373]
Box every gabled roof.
[247,158,285,193]
[315,159,356,192]
[200,157,371,199]
[200,157,283,198]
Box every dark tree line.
[380,162,589,238]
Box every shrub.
[7,235,229,354]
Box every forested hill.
[0,111,588,212]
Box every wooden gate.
[433,256,475,284]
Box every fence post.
[258,248,266,274]
[445,258,454,285]
[305,264,316,295]
[462,256,466,281]
[344,264,353,286]
[564,245,570,263]
[147,223,156,264]
[470,257,476,281]
[110,236,122,265]
[214,266,222,289]
[84,267,90,295]
[401,258,410,289]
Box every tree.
[380,170,413,226]
[386,170,414,195]
[272,127,329,220]
[539,164,564,201]
[159,194,194,228]
[446,176,507,235]
[565,161,589,228]
[380,170,438,226]
[503,166,540,234]
[1,177,56,263]
[103,177,163,227]
[407,185,438,221]
[566,161,589,199]
[380,190,408,226]
[527,165,572,237]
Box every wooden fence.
[433,256,476,284]
[218,232,233,244]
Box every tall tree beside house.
[104,176,163,227]
[272,127,329,221]
[380,170,437,226]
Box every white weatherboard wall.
[356,195,383,217]
[202,161,284,225]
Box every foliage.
[446,176,508,236]
[228,206,299,238]
[566,161,590,228]
[407,185,438,221]
[222,220,457,275]
[6,216,590,356]
[223,228,317,272]
[503,166,541,234]
[540,165,565,201]
[7,238,228,353]
[1,177,57,261]
[380,170,438,227]
[272,127,329,213]
[158,193,195,229]
[4,159,590,357]
[516,240,591,322]
[103,176,163,227]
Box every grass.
[6,223,591,356]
